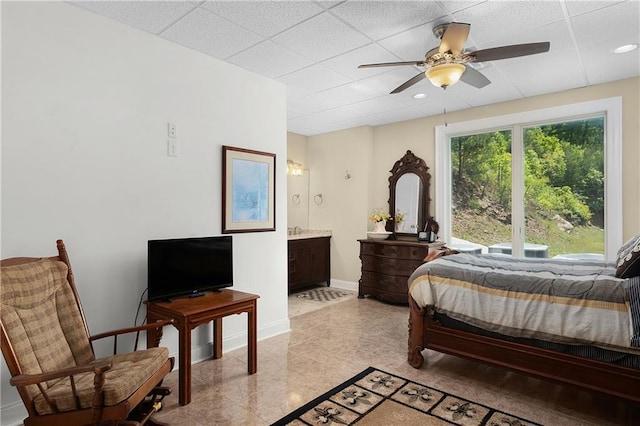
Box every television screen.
[147,236,233,302]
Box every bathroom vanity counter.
[287,231,331,292]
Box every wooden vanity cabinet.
[288,236,330,292]
[358,239,443,304]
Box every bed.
[407,238,640,402]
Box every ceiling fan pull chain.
[444,108,448,127]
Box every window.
[436,98,622,261]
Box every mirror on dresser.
[387,150,436,239]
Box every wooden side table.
[145,289,259,405]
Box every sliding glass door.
[437,99,619,260]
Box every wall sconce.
[287,160,304,176]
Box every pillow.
[616,233,640,278]
[424,247,460,263]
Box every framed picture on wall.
[222,145,276,233]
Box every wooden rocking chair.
[1,240,174,426]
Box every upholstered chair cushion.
[1,259,94,396]
[32,347,169,414]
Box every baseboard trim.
[329,279,358,292]
[1,400,26,426]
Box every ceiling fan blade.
[471,42,550,62]
[358,61,425,69]
[390,72,426,94]
[439,22,470,55]
[460,64,491,88]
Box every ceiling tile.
[481,20,575,56]
[581,39,640,85]
[277,64,352,96]
[570,1,640,48]
[347,96,407,116]
[359,107,427,126]
[377,23,440,61]
[303,83,385,109]
[330,1,447,41]
[451,1,565,46]
[288,107,356,130]
[201,1,324,38]
[496,50,588,97]
[411,92,470,116]
[160,8,264,59]
[227,41,314,79]
[564,0,627,17]
[434,1,489,14]
[70,1,198,34]
[313,1,347,10]
[321,43,404,80]
[271,12,371,61]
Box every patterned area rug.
[272,367,540,426]
[294,287,353,303]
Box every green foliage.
[451,118,604,230]
[452,131,511,210]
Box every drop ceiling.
[70,1,640,136]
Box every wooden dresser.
[358,239,443,304]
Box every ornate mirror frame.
[387,150,436,238]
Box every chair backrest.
[1,240,95,399]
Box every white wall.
[286,132,309,229]
[307,126,374,283]
[1,2,289,424]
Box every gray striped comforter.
[408,253,640,352]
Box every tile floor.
[153,289,637,425]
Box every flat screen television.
[147,236,233,302]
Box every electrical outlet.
[167,139,178,157]
[168,123,177,138]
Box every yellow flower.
[369,208,391,223]
[394,212,405,222]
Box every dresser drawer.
[360,254,423,276]
[360,271,410,297]
[360,242,427,261]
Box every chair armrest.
[89,319,174,342]
[9,360,112,387]
[10,360,113,416]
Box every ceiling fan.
[358,22,550,94]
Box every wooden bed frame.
[408,295,640,403]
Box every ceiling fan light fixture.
[425,63,466,88]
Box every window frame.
[435,97,622,260]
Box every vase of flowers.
[369,208,391,233]
[395,211,406,232]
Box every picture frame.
[222,145,276,233]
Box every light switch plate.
[167,139,178,157]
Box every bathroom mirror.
[388,150,435,238]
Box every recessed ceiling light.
[413,93,427,99]
[613,44,638,54]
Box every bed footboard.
[408,294,640,403]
